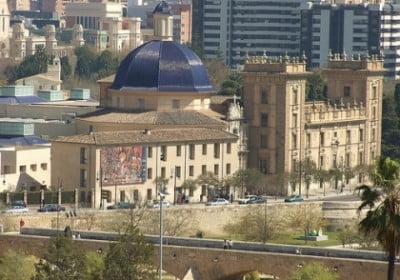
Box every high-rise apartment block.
[300,3,400,79]
[202,0,308,68]
[242,53,384,195]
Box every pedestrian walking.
[223,239,228,250]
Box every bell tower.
[153,1,173,41]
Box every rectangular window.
[260,135,268,148]
[292,114,297,127]
[373,107,376,119]
[161,167,166,178]
[134,189,139,201]
[260,159,268,174]
[320,132,325,146]
[214,164,219,175]
[359,152,363,165]
[346,153,350,168]
[161,145,167,161]
[332,154,337,168]
[292,88,298,105]
[306,133,311,148]
[227,143,231,154]
[41,163,47,170]
[80,147,87,164]
[19,165,26,173]
[202,144,207,155]
[214,143,220,158]
[120,190,125,202]
[346,130,351,144]
[148,147,153,158]
[226,163,231,175]
[147,189,152,200]
[172,99,180,109]
[372,128,376,140]
[175,166,181,178]
[80,169,87,188]
[359,129,364,142]
[320,156,324,168]
[189,165,194,176]
[372,86,377,99]
[344,86,351,97]
[261,89,268,104]
[189,144,195,160]
[261,113,268,126]
[147,168,152,179]
[176,145,181,157]
[30,164,37,171]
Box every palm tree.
[357,157,400,280]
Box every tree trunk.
[387,247,396,280]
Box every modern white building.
[202,0,309,68]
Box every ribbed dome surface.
[111,40,214,93]
[153,0,173,15]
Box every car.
[2,206,29,214]
[37,204,66,212]
[11,200,27,207]
[238,195,258,204]
[152,200,170,208]
[247,196,267,204]
[284,195,304,203]
[206,198,230,206]
[107,202,135,210]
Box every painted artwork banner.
[101,146,147,185]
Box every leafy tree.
[287,262,338,280]
[5,45,52,83]
[337,224,357,248]
[357,157,400,280]
[305,71,327,101]
[103,224,155,280]
[224,169,263,196]
[82,252,104,280]
[0,250,35,280]
[153,176,169,195]
[74,45,98,80]
[33,235,87,280]
[244,271,260,280]
[196,171,220,200]
[181,179,197,196]
[96,50,118,79]
[287,204,324,244]
[381,95,400,159]
[218,73,243,96]
[313,169,331,196]
[60,56,72,81]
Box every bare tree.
[286,204,324,244]
[77,211,96,231]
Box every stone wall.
[0,201,361,236]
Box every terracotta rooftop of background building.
[51,128,238,145]
[77,109,225,126]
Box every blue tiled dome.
[153,1,173,15]
[111,40,214,93]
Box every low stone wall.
[0,201,361,236]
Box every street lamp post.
[158,187,166,280]
[99,168,103,210]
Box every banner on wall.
[100,146,147,185]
